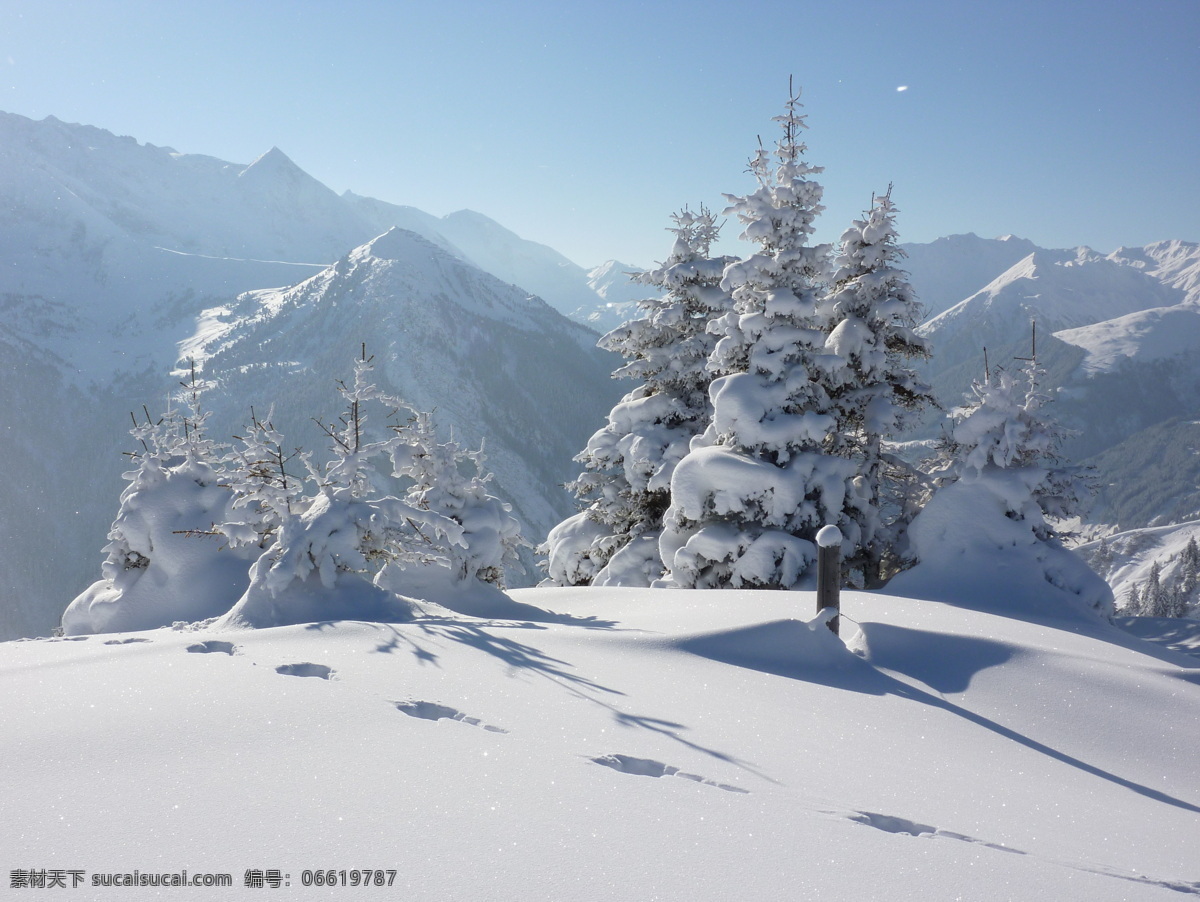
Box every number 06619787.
[300,869,397,887]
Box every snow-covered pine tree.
[936,357,1093,539]
[1125,582,1142,615]
[221,407,310,552]
[659,85,857,589]
[1090,536,1114,579]
[1166,583,1189,619]
[1178,537,1200,616]
[1143,561,1166,617]
[543,207,733,587]
[823,188,934,582]
[893,350,1112,616]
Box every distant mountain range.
[904,233,1200,517]
[0,110,625,640]
[1,110,1197,639]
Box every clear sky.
[2,0,1197,268]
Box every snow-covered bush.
[63,376,256,634]
[543,208,733,587]
[888,468,1115,617]
[937,361,1093,536]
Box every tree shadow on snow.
[678,619,1200,815]
[361,617,775,782]
[351,618,625,700]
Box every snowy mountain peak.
[238,145,309,182]
[587,260,642,295]
[356,226,441,264]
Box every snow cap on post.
[816,524,843,548]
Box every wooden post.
[816,525,842,635]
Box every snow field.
[4,587,1198,900]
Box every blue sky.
[2,0,1197,268]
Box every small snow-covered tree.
[217,350,462,628]
[1089,536,1114,579]
[824,188,934,582]
[222,408,310,552]
[62,365,253,634]
[936,359,1093,537]
[1142,561,1167,617]
[543,207,733,587]
[659,85,857,589]
[893,356,1112,616]
[1178,537,1200,616]
[388,410,524,588]
[1125,583,1142,615]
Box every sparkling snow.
[3,580,1197,900]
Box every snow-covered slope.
[900,232,1042,319]
[2,585,1197,900]
[1080,519,1200,612]
[920,248,1182,344]
[1055,304,1200,375]
[187,228,621,548]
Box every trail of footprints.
[175,637,748,794]
[69,634,1199,893]
[184,640,335,679]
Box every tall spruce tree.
[824,189,934,582]
[542,208,733,586]
[659,86,860,589]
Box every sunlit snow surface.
[2,587,1198,900]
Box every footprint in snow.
[848,811,939,837]
[275,662,335,679]
[849,810,1026,855]
[590,754,749,794]
[393,700,507,733]
[186,640,238,655]
[106,637,152,645]
[846,810,1200,894]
